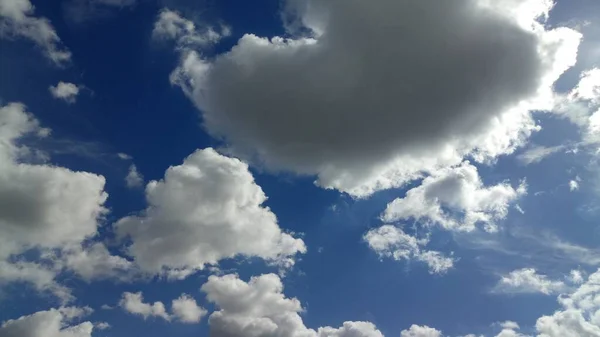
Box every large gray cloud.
[170,0,580,196]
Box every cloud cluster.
[364,225,454,274]
[202,273,383,337]
[0,0,71,65]
[0,103,133,300]
[115,148,306,278]
[119,291,208,324]
[170,0,579,197]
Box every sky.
[1,0,600,336]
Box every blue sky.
[1,0,600,336]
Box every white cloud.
[170,0,579,197]
[171,294,207,324]
[569,270,585,284]
[0,103,108,259]
[202,273,383,337]
[400,324,442,337]
[115,148,306,277]
[49,82,80,103]
[0,103,111,300]
[382,162,526,233]
[569,178,580,191]
[117,152,131,160]
[493,268,567,295]
[363,225,454,274]
[554,68,600,144]
[125,164,143,188]
[61,242,134,282]
[95,322,110,330]
[516,145,565,165]
[119,292,171,321]
[153,8,229,49]
[0,308,94,337]
[0,0,71,65]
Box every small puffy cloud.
[117,152,132,160]
[202,273,383,337]
[364,225,454,274]
[119,292,170,321]
[171,294,207,324]
[569,178,580,191]
[0,308,94,337]
[493,268,567,295]
[170,0,579,197]
[569,270,585,284]
[125,164,143,188]
[382,162,525,233]
[95,322,110,330]
[516,145,565,165]
[115,148,306,277]
[49,82,80,103]
[152,9,229,49]
[0,0,71,65]
[58,306,93,320]
[400,324,442,337]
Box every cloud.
[125,164,143,188]
[202,273,383,337]
[115,148,306,277]
[61,242,134,282]
[152,8,229,49]
[554,68,600,143]
[0,0,71,65]
[535,269,600,336]
[171,294,207,324]
[382,162,526,233]
[0,260,72,302]
[95,322,110,330]
[0,103,108,259]
[493,268,567,295]
[363,225,454,274]
[0,308,94,337]
[516,145,565,165]
[49,82,80,103]
[119,292,171,321]
[569,177,581,191]
[400,325,442,337]
[170,0,580,197]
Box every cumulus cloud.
[493,268,567,295]
[171,294,207,323]
[49,82,80,103]
[382,162,526,233]
[364,225,454,274]
[202,273,383,337]
[95,322,110,330]
[119,292,171,321]
[125,164,143,188]
[152,8,229,49]
[0,103,108,259]
[400,325,442,337]
[0,0,71,65]
[569,177,581,191]
[115,148,306,277]
[170,0,580,197]
[61,242,134,282]
[0,307,94,337]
